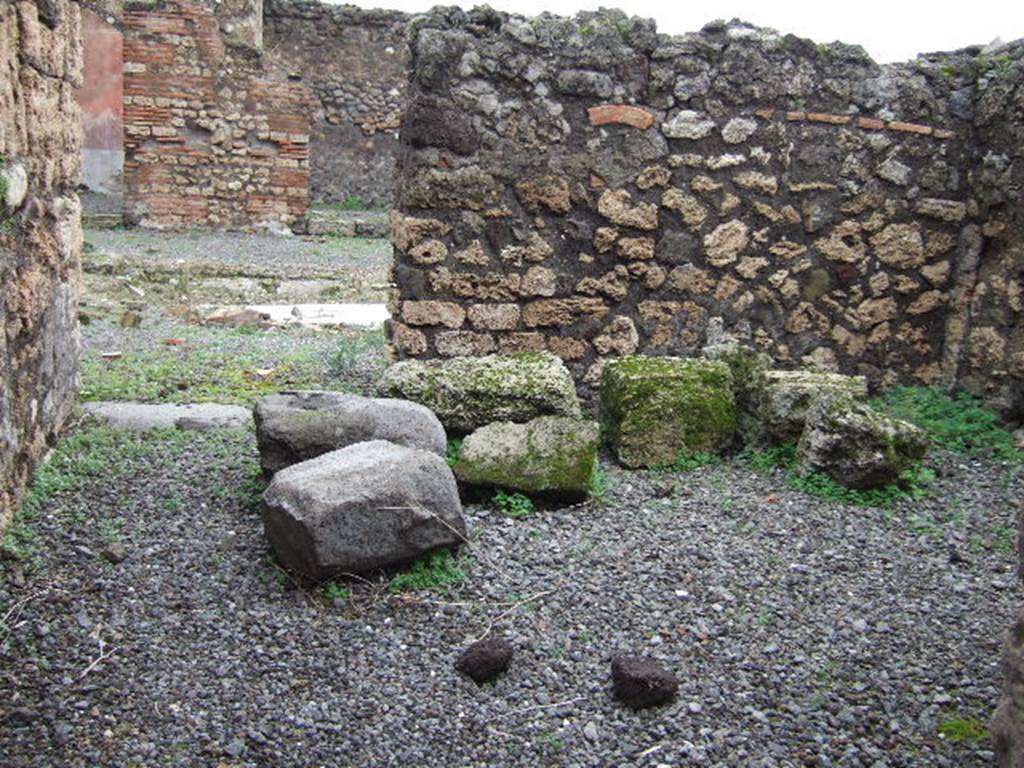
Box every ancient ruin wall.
[122,0,311,230]
[77,7,124,193]
[0,0,83,528]
[263,0,408,208]
[390,8,1023,418]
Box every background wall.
[263,0,408,208]
[389,8,1023,420]
[0,0,84,528]
[121,0,311,230]
[76,7,124,193]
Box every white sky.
[334,0,1024,63]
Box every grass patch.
[319,581,350,601]
[874,386,1019,462]
[743,442,935,508]
[588,463,607,503]
[493,490,534,519]
[446,438,462,468]
[328,327,388,390]
[389,550,466,593]
[937,711,989,746]
[653,449,722,474]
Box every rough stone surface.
[601,356,736,468]
[253,391,447,476]
[453,416,599,499]
[261,440,466,579]
[391,8,1024,420]
[994,610,1024,767]
[751,370,869,446]
[610,655,679,710]
[1,0,82,532]
[455,637,515,684]
[264,2,408,207]
[84,402,252,432]
[377,352,581,433]
[798,397,929,489]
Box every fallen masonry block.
[453,416,599,501]
[262,440,467,580]
[254,390,446,476]
[377,352,580,433]
[798,396,928,489]
[748,369,868,446]
[601,356,736,469]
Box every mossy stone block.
[798,396,929,489]
[600,356,736,468]
[454,416,599,500]
[377,352,581,434]
[750,369,868,446]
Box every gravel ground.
[1,422,1019,767]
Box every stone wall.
[122,0,311,230]
[0,0,84,529]
[390,8,1023,419]
[263,0,408,208]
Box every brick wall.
[391,9,1023,420]
[122,0,311,230]
[0,0,84,529]
[263,0,408,208]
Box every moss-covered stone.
[600,356,736,468]
[702,342,772,440]
[376,352,581,433]
[454,416,599,500]
[749,369,868,445]
[798,396,929,489]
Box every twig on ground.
[501,697,585,718]
[469,589,555,644]
[78,635,118,680]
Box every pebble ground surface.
[0,424,1019,767]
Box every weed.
[908,515,944,541]
[388,549,466,593]
[937,711,989,746]
[756,607,772,627]
[991,524,1017,553]
[653,449,721,474]
[328,328,388,391]
[588,463,607,503]
[493,490,534,518]
[340,194,366,211]
[446,439,462,468]
[873,386,1019,462]
[542,732,565,750]
[320,581,350,601]
[786,464,935,508]
[743,443,799,472]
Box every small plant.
[588,463,607,503]
[389,549,466,593]
[786,464,935,508]
[873,386,1019,462]
[320,581,350,601]
[446,439,462,468]
[340,194,366,211]
[493,490,534,518]
[654,449,721,474]
[743,443,798,473]
[991,524,1017,554]
[937,711,989,746]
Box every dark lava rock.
[611,655,679,709]
[455,637,514,684]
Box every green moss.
[388,550,466,593]
[937,711,989,746]
[601,356,736,468]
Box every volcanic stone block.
[749,370,868,446]
[797,397,929,489]
[377,352,581,433]
[453,416,599,499]
[600,356,736,468]
[611,655,679,709]
[262,440,466,579]
[254,391,447,476]
[455,637,515,684]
